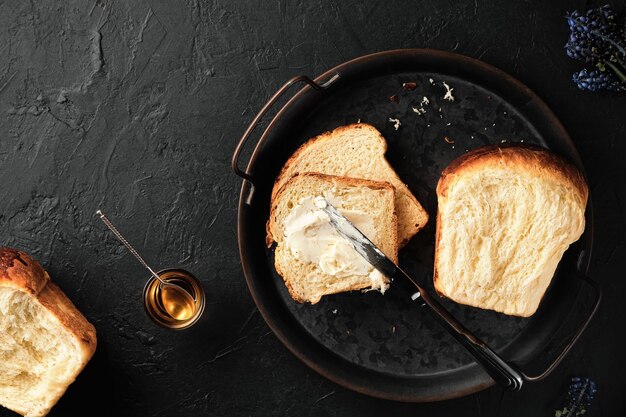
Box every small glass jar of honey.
[143,269,205,330]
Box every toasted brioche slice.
[268,173,398,304]
[271,123,428,246]
[434,145,588,317]
[0,248,97,417]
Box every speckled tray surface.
[271,72,537,376]
[237,50,589,401]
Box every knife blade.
[317,197,525,391]
[316,197,425,297]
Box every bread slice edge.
[433,145,589,317]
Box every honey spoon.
[96,210,196,321]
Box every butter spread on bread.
[268,173,398,304]
[283,195,387,293]
[433,145,588,317]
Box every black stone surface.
[0,0,624,416]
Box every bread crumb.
[446,122,451,126]
[332,309,338,314]
[444,136,455,144]
[443,81,454,101]
[501,139,507,143]
[412,106,426,115]
[389,117,401,130]
[520,139,524,142]
[357,118,361,123]
[429,78,435,84]
[421,96,430,106]
[392,325,396,334]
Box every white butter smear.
[283,194,388,293]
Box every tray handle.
[414,288,525,390]
[519,271,601,382]
[231,74,340,185]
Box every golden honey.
[160,285,195,320]
[143,269,205,330]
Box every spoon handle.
[96,210,163,283]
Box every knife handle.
[413,291,525,391]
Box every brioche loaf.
[433,145,588,317]
[271,123,428,246]
[0,248,97,417]
[268,173,398,304]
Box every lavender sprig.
[573,68,626,91]
[565,4,626,91]
[555,377,597,417]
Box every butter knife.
[317,198,525,391]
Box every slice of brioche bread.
[271,123,428,246]
[268,173,398,304]
[434,145,588,317]
[0,248,97,417]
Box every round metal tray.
[232,49,600,401]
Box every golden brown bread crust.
[270,123,428,247]
[38,282,97,355]
[437,144,588,202]
[433,144,589,315]
[0,248,49,295]
[270,123,381,201]
[433,211,444,299]
[0,247,97,356]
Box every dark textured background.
[0,0,625,416]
